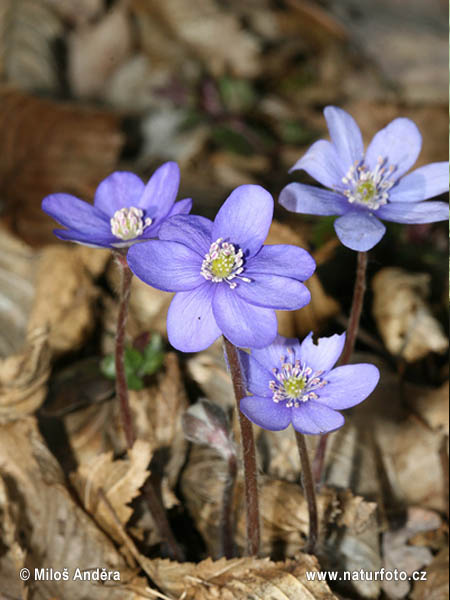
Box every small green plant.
[101,334,165,390]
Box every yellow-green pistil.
[283,375,307,399]
[201,238,251,289]
[270,353,328,408]
[342,157,395,210]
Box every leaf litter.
[0,1,448,598]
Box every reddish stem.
[223,337,260,556]
[295,431,318,554]
[114,252,135,449]
[113,252,184,561]
[313,251,368,484]
[339,251,368,366]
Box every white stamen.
[340,157,395,210]
[110,206,152,240]
[268,353,328,407]
[201,237,251,289]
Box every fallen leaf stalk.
[313,250,368,484]
[295,431,318,554]
[223,336,260,556]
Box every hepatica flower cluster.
[127,185,316,352]
[42,162,192,248]
[280,107,449,251]
[41,106,448,439]
[239,333,379,435]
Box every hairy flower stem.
[221,454,238,558]
[313,251,368,484]
[339,251,368,366]
[295,431,319,554]
[113,252,184,562]
[223,337,260,556]
[114,252,135,449]
[295,431,318,554]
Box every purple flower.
[239,332,379,435]
[42,162,191,248]
[279,107,449,251]
[127,185,316,352]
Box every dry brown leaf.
[372,267,448,362]
[382,507,441,599]
[0,327,51,422]
[148,555,338,600]
[0,476,27,599]
[181,444,380,595]
[0,0,64,92]
[0,86,124,246]
[0,226,36,357]
[326,355,448,513]
[45,0,104,26]
[406,380,449,435]
[28,245,108,355]
[68,1,132,99]
[63,397,117,463]
[131,0,260,78]
[0,418,146,599]
[71,440,152,545]
[411,546,449,600]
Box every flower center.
[201,238,251,289]
[342,157,395,210]
[269,351,327,408]
[110,207,152,240]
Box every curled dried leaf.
[372,267,448,362]
[71,439,153,545]
[0,418,145,599]
[0,327,51,422]
[148,555,338,600]
[181,444,380,590]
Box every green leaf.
[127,373,145,391]
[279,120,317,145]
[218,76,256,113]
[124,347,144,372]
[211,124,254,155]
[100,354,116,380]
[140,334,165,376]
